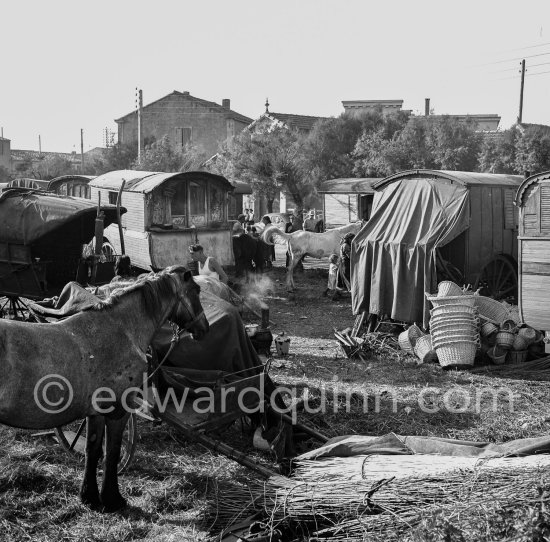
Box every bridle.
[173,291,205,332]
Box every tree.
[353,115,482,176]
[92,141,140,174]
[34,155,75,180]
[478,127,520,174]
[301,110,409,184]
[514,126,550,175]
[213,126,310,212]
[132,136,205,172]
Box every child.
[324,254,342,300]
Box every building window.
[108,191,118,205]
[175,127,192,148]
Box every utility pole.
[80,129,84,173]
[38,135,42,154]
[136,88,143,163]
[518,59,526,124]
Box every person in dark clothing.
[261,215,276,265]
[339,233,355,291]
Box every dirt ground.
[0,264,549,541]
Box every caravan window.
[189,181,206,226]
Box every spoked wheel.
[475,254,518,302]
[54,413,138,474]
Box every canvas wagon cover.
[351,178,470,326]
[0,189,121,245]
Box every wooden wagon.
[0,188,123,317]
[89,170,237,270]
[351,170,524,326]
[515,170,550,352]
[48,174,95,199]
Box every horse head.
[167,266,209,340]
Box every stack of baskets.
[485,320,538,364]
[426,281,480,369]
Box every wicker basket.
[480,322,498,337]
[501,319,518,333]
[508,350,528,363]
[430,322,478,335]
[495,330,516,350]
[487,345,508,365]
[432,334,479,349]
[512,335,528,351]
[430,315,479,327]
[414,335,438,364]
[427,294,476,308]
[437,281,463,297]
[398,324,424,353]
[435,341,477,368]
[518,327,537,345]
[430,304,478,317]
[474,296,510,324]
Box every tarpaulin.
[299,432,550,459]
[0,189,121,245]
[351,178,470,326]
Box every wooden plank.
[492,188,504,257]
[467,189,482,279]
[480,187,493,265]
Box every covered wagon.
[351,170,523,326]
[48,174,95,199]
[89,170,236,270]
[515,170,550,351]
[0,188,122,303]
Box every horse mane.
[94,267,185,313]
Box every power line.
[491,61,550,73]
[476,50,550,67]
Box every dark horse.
[232,234,272,280]
[0,266,208,511]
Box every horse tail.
[261,225,291,246]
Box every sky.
[2,0,550,153]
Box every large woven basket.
[437,281,463,297]
[518,327,537,345]
[431,304,478,318]
[474,296,510,324]
[430,322,479,335]
[398,324,423,353]
[480,321,498,337]
[432,333,480,349]
[414,335,438,364]
[435,341,477,368]
[427,294,476,308]
[512,335,528,351]
[487,345,508,365]
[430,315,479,327]
[508,350,528,363]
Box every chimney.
[425,98,430,116]
[222,98,230,109]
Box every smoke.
[241,275,275,310]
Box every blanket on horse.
[30,279,261,377]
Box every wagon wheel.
[101,241,117,261]
[54,413,138,474]
[474,254,518,303]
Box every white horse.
[262,222,363,291]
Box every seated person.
[111,255,134,282]
[188,244,228,284]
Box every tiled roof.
[115,91,253,125]
[269,112,330,132]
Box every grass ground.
[1,265,549,541]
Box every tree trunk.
[267,197,274,213]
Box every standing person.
[290,208,304,232]
[261,215,276,265]
[189,244,228,284]
[233,213,246,235]
[339,233,355,291]
[247,208,255,224]
[324,254,342,300]
[303,210,317,232]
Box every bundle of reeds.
[472,355,550,379]
[213,455,550,539]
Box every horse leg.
[80,415,105,509]
[100,413,129,512]
[287,252,299,291]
